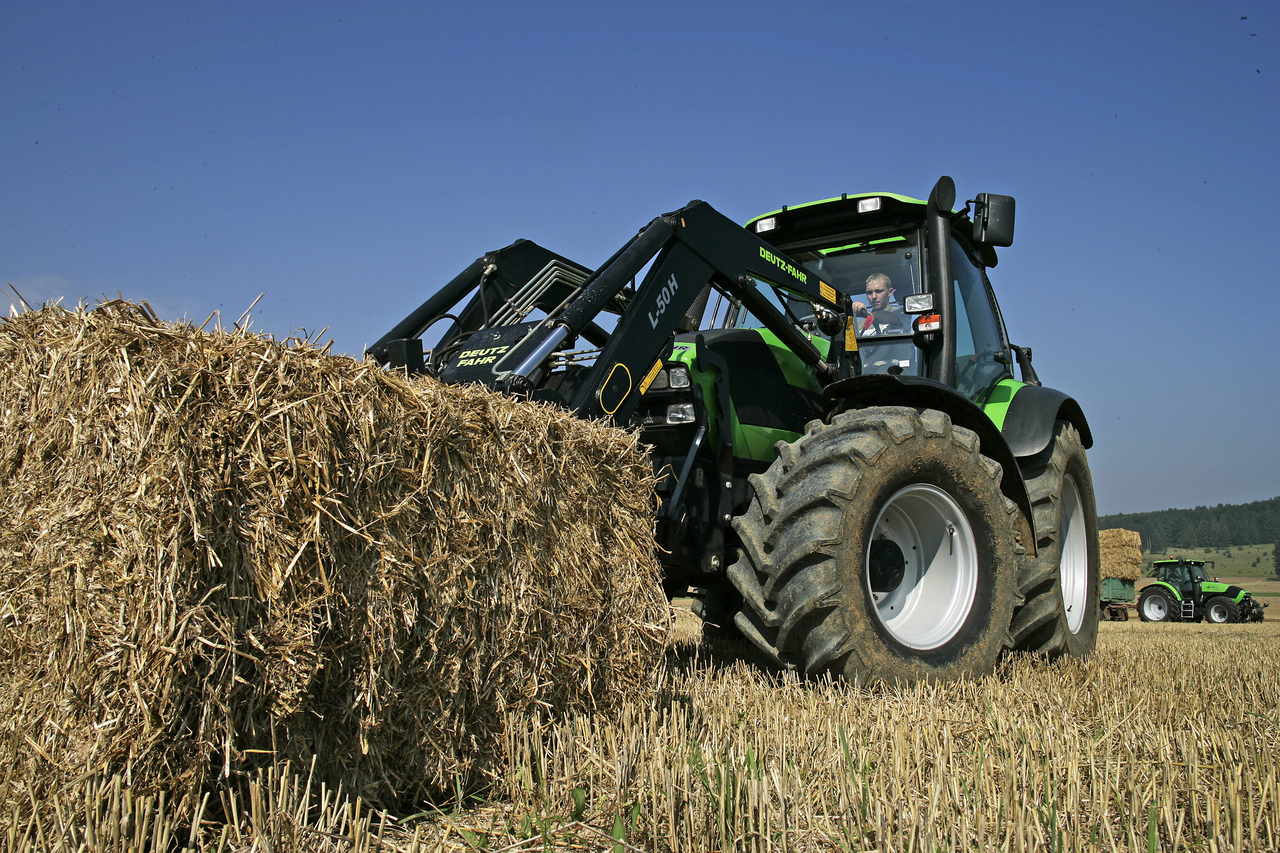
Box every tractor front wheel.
[726,407,1022,684]
[1204,596,1240,624]
[1138,587,1176,622]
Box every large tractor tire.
[1204,596,1240,624]
[726,407,1022,684]
[1010,422,1100,659]
[1138,586,1176,622]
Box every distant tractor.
[1137,558,1267,624]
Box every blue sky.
[3,1,1276,517]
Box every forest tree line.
[1099,496,1280,554]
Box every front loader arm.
[553,200,843,422]
[371,199,846,427]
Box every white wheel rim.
[1059,475,1089,634]
[1209,604,1227,623]
[1144,595,1167,620]
[867,484,978,650]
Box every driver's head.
[864,273,894,312]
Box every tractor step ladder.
[1180,599,1195,620]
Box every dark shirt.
[856,304,906,337]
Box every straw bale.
[1099,528,1143,580]
[0,300,669,814]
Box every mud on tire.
[726,406,1023,684]
[1010,421,1100,659]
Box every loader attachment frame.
[370,200,847,426]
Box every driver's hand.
[851,301,869,315]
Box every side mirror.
[973,193,1015,247]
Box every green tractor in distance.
[1138,558,1267,623]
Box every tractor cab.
[1152,558,1212,599]
[746,193,1020,405]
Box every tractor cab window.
[796,233,921,330]
[951,237,1012,401]
[727,278,809,330]
[792,232,923,375]
[1186,563,1209,583]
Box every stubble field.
[10,608,1278,853]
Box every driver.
[850,273,906,337]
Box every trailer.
[1100,576,1135,621]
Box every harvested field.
[7,615,1279,851]
[0,301,669,822]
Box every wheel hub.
[866,484,978,650]
[869,538,907,592]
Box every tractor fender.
[1001,384,1093,458]
[823,374,1032,528]
[1144,580,1183,600]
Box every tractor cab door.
[949,236,1015,402]
[1185,562,1212,602]
[1166,562,1194,599]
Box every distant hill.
[1099,497,1280,553]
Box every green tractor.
[1138,558,1267,623]
[369,176,1101,682]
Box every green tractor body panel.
[664,326,1037,472]
[979,378,1024,432]
[667,328,831,464]
[1199,581,1248,602]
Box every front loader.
[369,176,1100,682]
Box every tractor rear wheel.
[726,407,1022,684]
[1011,422,1100,659]
[1204,596,1240,624]
[1138,587,1175,622]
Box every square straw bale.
[0,300,669,816]
[1098,528,1143,580]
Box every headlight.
[647,365,690,391]
[665,403,696,424]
